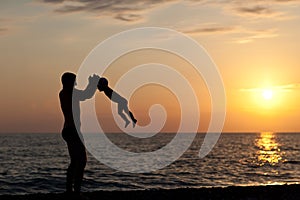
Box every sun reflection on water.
[255,132,284,166]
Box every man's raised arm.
[76,74,100,101]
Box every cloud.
[236,6,275,16]
[234,28,278,44]
[0,27,8,35]
[276,83,300,91]
[273,0,300,4]
[183,26,236,35]
[215,0,299,20]
[240,83,300,92]
[182,24,278,43]
[233,5,291,20]
[39,0,300,39]
[41,0,178,22]
[39,0,300,24]
[114,13,143,22]
[43,0,64,3]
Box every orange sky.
[1,0,300,133]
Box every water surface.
[0,132,299,195]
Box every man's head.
[97,77,108,91]
[61,72,76,89]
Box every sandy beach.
[0,184,299,200]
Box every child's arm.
[76,74,100,101]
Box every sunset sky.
[1,0,300,133]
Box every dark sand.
[1,184,299,200]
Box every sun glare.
[262,89,273,100]
[248,86,283,111]
[255,132,283,166]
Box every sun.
[262,89,273,100]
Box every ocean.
[0,132,299,195]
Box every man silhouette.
[59,72,99,196]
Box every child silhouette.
[97,77,137,128]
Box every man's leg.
[73,143,87,194]
[66,159,75,193]
[65,138,76,193]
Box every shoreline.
[1,184,299,200]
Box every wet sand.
[0,184,299,200]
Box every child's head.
[97,77,108,91]
[61,72,76,89]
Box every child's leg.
[129,111,137,128]
[118,104,130,128]
[123,105,137,127]
[129,111,137,123]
